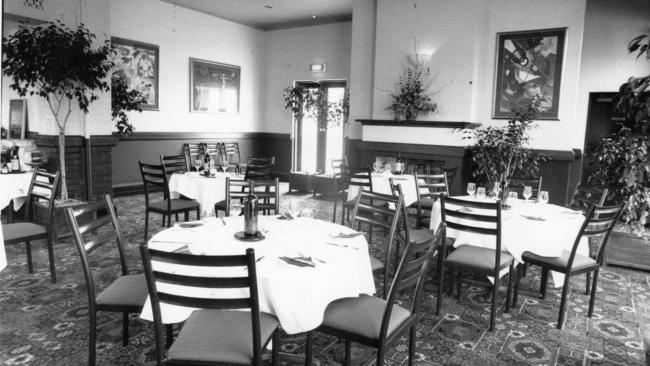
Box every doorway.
[292,80,346,174]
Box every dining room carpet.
[1,183,649,365]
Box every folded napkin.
[329,231,363,239]
[178,222,203,229]
[278,256,315,267]
[278,212,295,220]
[520,214,546,221]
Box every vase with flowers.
[387,63,437,121]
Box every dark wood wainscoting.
[346,138,582,205]
[112,132,291,196]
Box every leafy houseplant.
[465,98,547,196]
[588,34,650,236]
[111,74,147,137]
[387,63,437,121]
[2,21,113,200]
[283,84,349,130]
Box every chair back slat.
[224,178,253,216]
[252,178,280,214]
[153,271,250,288]
[75,215,113,237]
[222,142,242,164]
[509,177,543,198]
[347,169,372,190]
[204,143,221,161]
[244,156,275,180]
[23,169,60,225]
[158,293,252,310]
[160,154,188,176]
[566,204,623,266]
[65,195,128,309]
[569,184,608,213]
[139,162,170,206]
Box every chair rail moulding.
[355,119,480,129]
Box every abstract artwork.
[190,58,240,113]
[493,28,565,120]
[111,37,159,110]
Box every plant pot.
[605,230,650,271]
[34,198,87,242]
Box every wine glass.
[467,182,477,197]
[193,159,202,172]
[538,190,549,204]
[476,187,486,199]
[373,161,380,173]
[522,186,533,202]
[230,199,242,216]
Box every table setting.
[168,171,245,217]
[141,213,376,334]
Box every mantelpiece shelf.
[356,119,480,129]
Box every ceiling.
[159,0,353,31]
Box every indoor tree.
[2,21,113,200]
[588,34,650,235]
[112,73,147,137]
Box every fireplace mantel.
[356,119,480,129]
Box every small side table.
[288,171,314,193]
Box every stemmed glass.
[466,182,477,197]
[193,159,202,172]
[230,199,242,216]
[373,161,381,173]
[476,187,486,199]
[538,191,549,204]
[522,186,533,203]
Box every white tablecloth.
[168,172,243,217]
[141,215,376,334]
[429,196,588,287]
[0,172,33,211]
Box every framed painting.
[8,99,27,139]
[190,58,240,114]
[111,37,159,110]
[493,28,566,120]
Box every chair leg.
[89,311,97,366]
[585,272,591,295]
[408,325,416,366]
[505,263,514,313]
[144,211,150,242]
[588,269,599,317]
[332,196,338,223]
[513,263,522,307]
[184,211,189,221]
[344,339,351,366]
[25,240,33,274]
[122,312,129,346]
[162,213,165,227]
[436,262,444,316]
[557,275,571,329]
[165,324,174,349]
[540,268,549,299]
[166,214,172,228]
[304,331,313,366]
[376,344,384,366]
[341,207,346,225]
[43,236,57,283]
[272,328,279,366]
[456,270,462,299]
[196,208,201,220]
[490,276,499,332]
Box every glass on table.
[300,208,314,219]
[289,200,300,216]
[538,190,549,204]
[230,199,243,216]
[522,186,533,202]
[193,159,202,172]
[467,182,477,196]
[476,187,486,199]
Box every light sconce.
[407,53,432,66]
[310,63,326,72]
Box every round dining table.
[429,196,588,287]
[140,215,376,334]
[168,172,243,217]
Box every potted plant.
[111,73,147,137]
[587,34,650,269]
[464,98,547,200]
[283,84,349,131]
[2,21,114,200]
[386,62,437,121]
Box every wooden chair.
[568,183,608,213]
[513,204,623,329]
[64,195,148,366]
[214,178,253,217]
[160,154,188,177]
[219,142,242,172]
[331,158,349,223]
[436,196,515,331]
[244,156,275,181]
[204,143,221,166]
[508,177,543,199]
[443,166,458,193]
[183,143,202,171]
[350,189,405,297]
[411,172,449,228]
[341,168,373,225]
[138,162,201,241]
[252,178,280,215]
[305,221,436,366]
[2,169,60,283]
[139,246,281,366]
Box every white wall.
[261,22,352,134]
[574,0,650,148]
[111,0,266,133]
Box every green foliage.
[282,84,349,130]
[465,98,547,189]
[111,74,147,137]
[588,34,650,235]
[387,63,437,121]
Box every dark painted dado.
[346,138,582,205]
[28,133,117,200]
[112,131,291,195]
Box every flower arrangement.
[386,63,437,121]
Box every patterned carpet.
[1,183,649,365]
